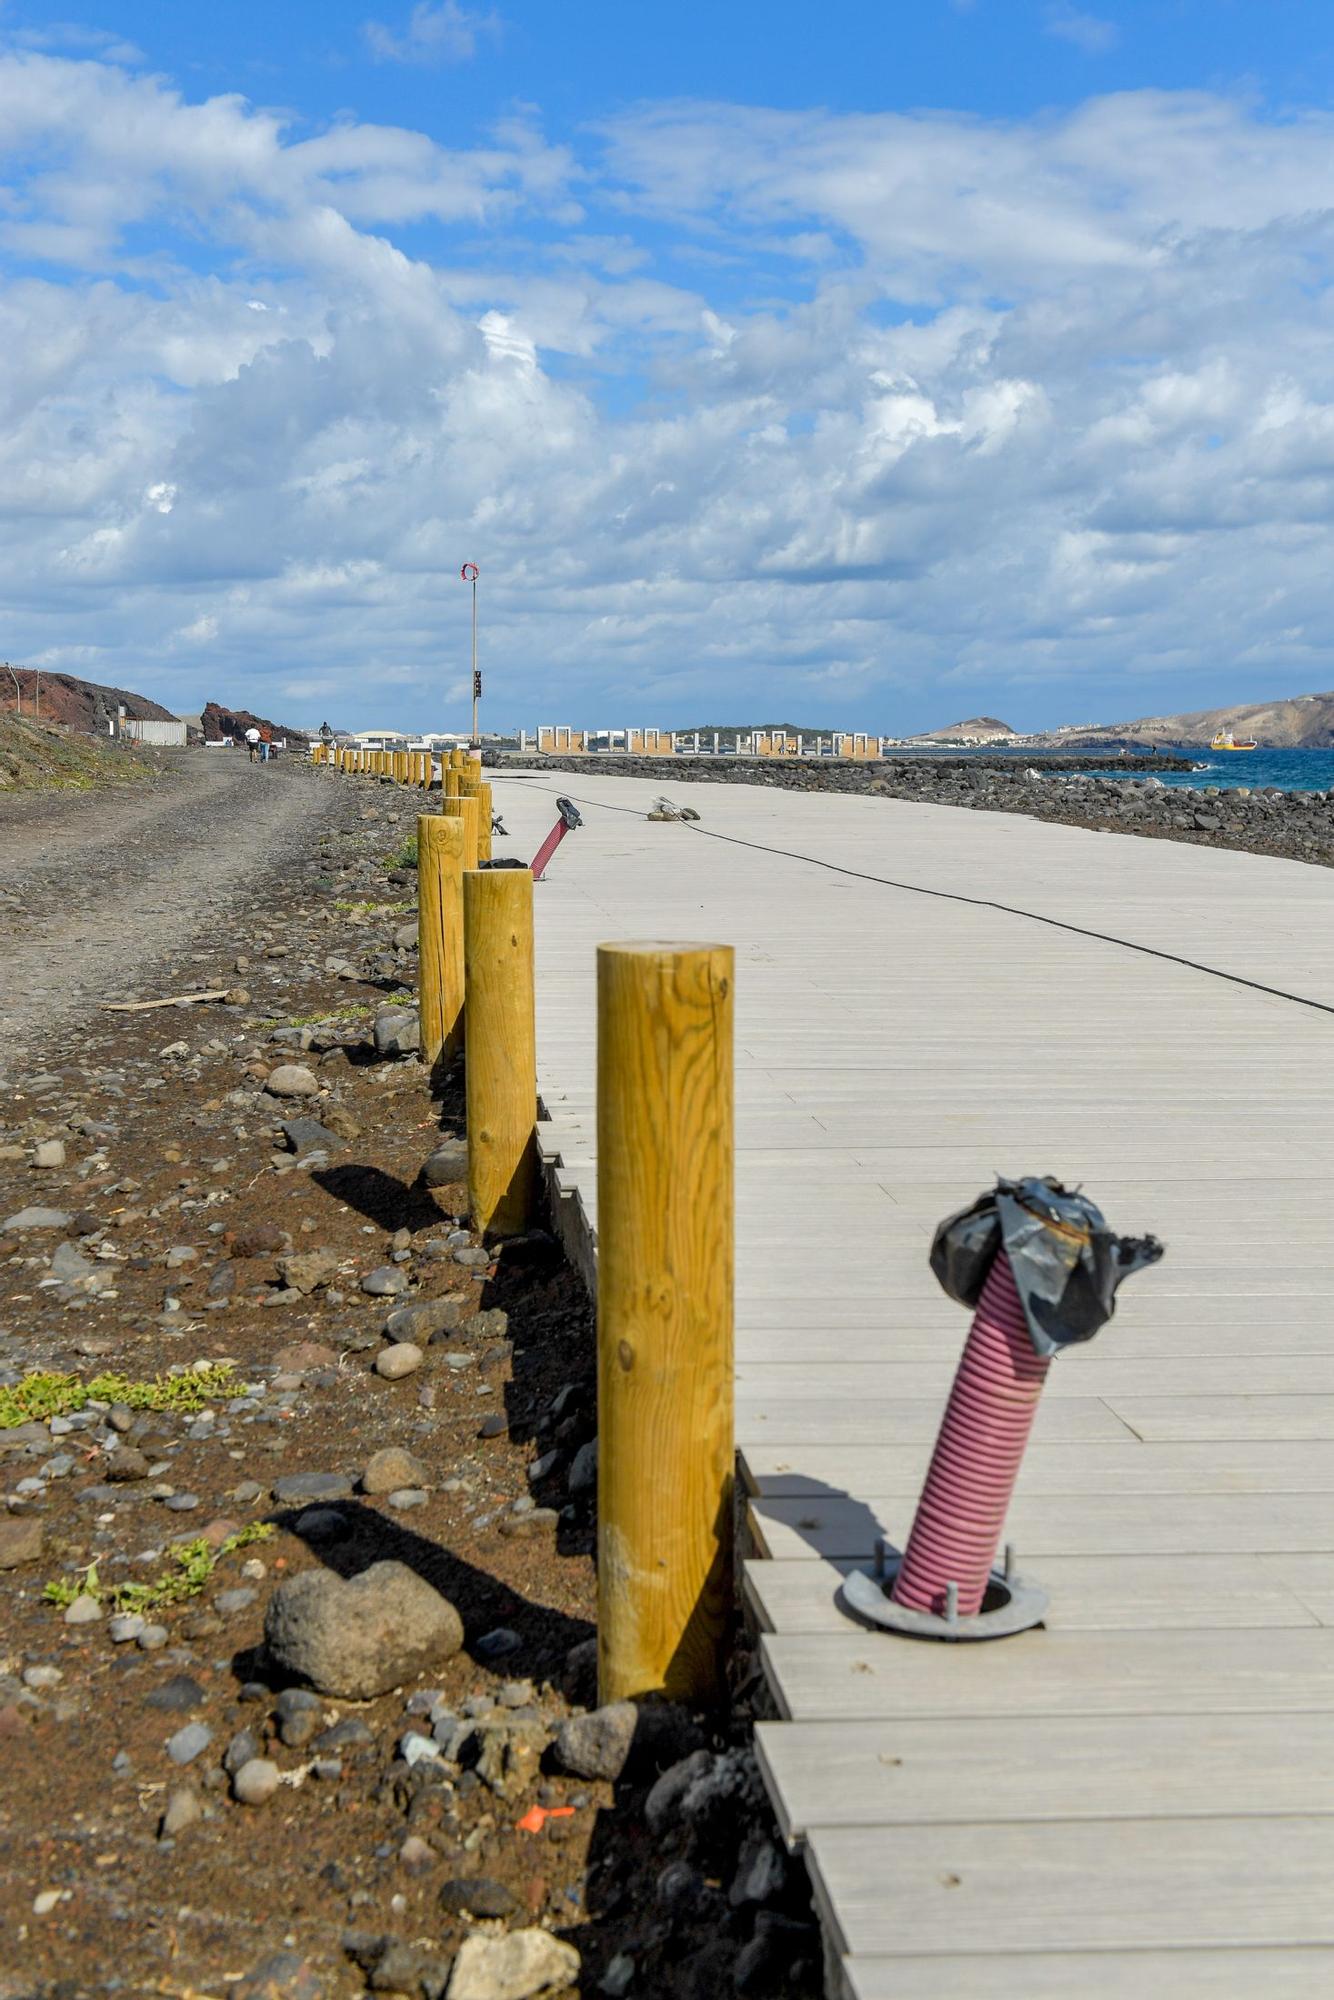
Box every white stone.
[375,1342,423,1380]
[232,1757,281,1805]
[264,1065,319,1099]
[447,1929,581,2000]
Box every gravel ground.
[0,763,817,2000]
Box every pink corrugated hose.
[891,1249,1049,1619]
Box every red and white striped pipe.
[891,1249,1049,1620]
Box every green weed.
[43,1522,276,1614]
[285,1003,371,1029]
[0,1364,243,1430]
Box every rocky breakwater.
[517,752,1334,869]
[873,763,1334,868]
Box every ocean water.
[925,744,1334,793]
[1136,748,1334,794]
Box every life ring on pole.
[461,562,479,582]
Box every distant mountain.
[912,716,1016,742]
[0,668,176,734]
[1040,690,1334,750]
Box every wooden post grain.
[463,868,537,1238]
[442,793,480,870]
[596,942,735,1705]
[417,815,465,1072]
[476,781,493,862]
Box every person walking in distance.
[245,725,261,763]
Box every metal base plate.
[839,1553,1048,1642]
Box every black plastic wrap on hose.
[929,1175,1165,1359]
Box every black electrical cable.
[503,772,1334,1021]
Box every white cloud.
[363,2,501,67]
[1044,7,1118,55]
[4,52,1334,729]
[174,613,218,645]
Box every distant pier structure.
[533,726,892,759]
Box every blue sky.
[3,2,1334,732]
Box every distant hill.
[203,700,310,746]
[1041,690,1334,750]
[0,668,176,734]
[912,716,1016,742]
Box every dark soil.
[0,762,818,2000]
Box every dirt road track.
[0,756,342,1078]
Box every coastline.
[508,751,1334,870]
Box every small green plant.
[333,897,414,915]
[0,1364,243,1430]
[43,1521,276,1614]
[285,1003,371,1029]
[386,834,419,869]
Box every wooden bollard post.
[417,815,465,1072]
[597,942,735,1705]
[476,781,493,862]
[442,794,479,869]
[463,868,537,1238]
[444,767,460,800]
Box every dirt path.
[0,758,345,1081]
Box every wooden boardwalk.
[494,766,1334,1998]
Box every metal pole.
[461,561,480,746]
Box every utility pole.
[461,562,480,744]
[5,663,19,715]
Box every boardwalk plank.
[760,1627,1334,1721]
[807,1818,1334,1956]
[756,1713,1334,1841]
